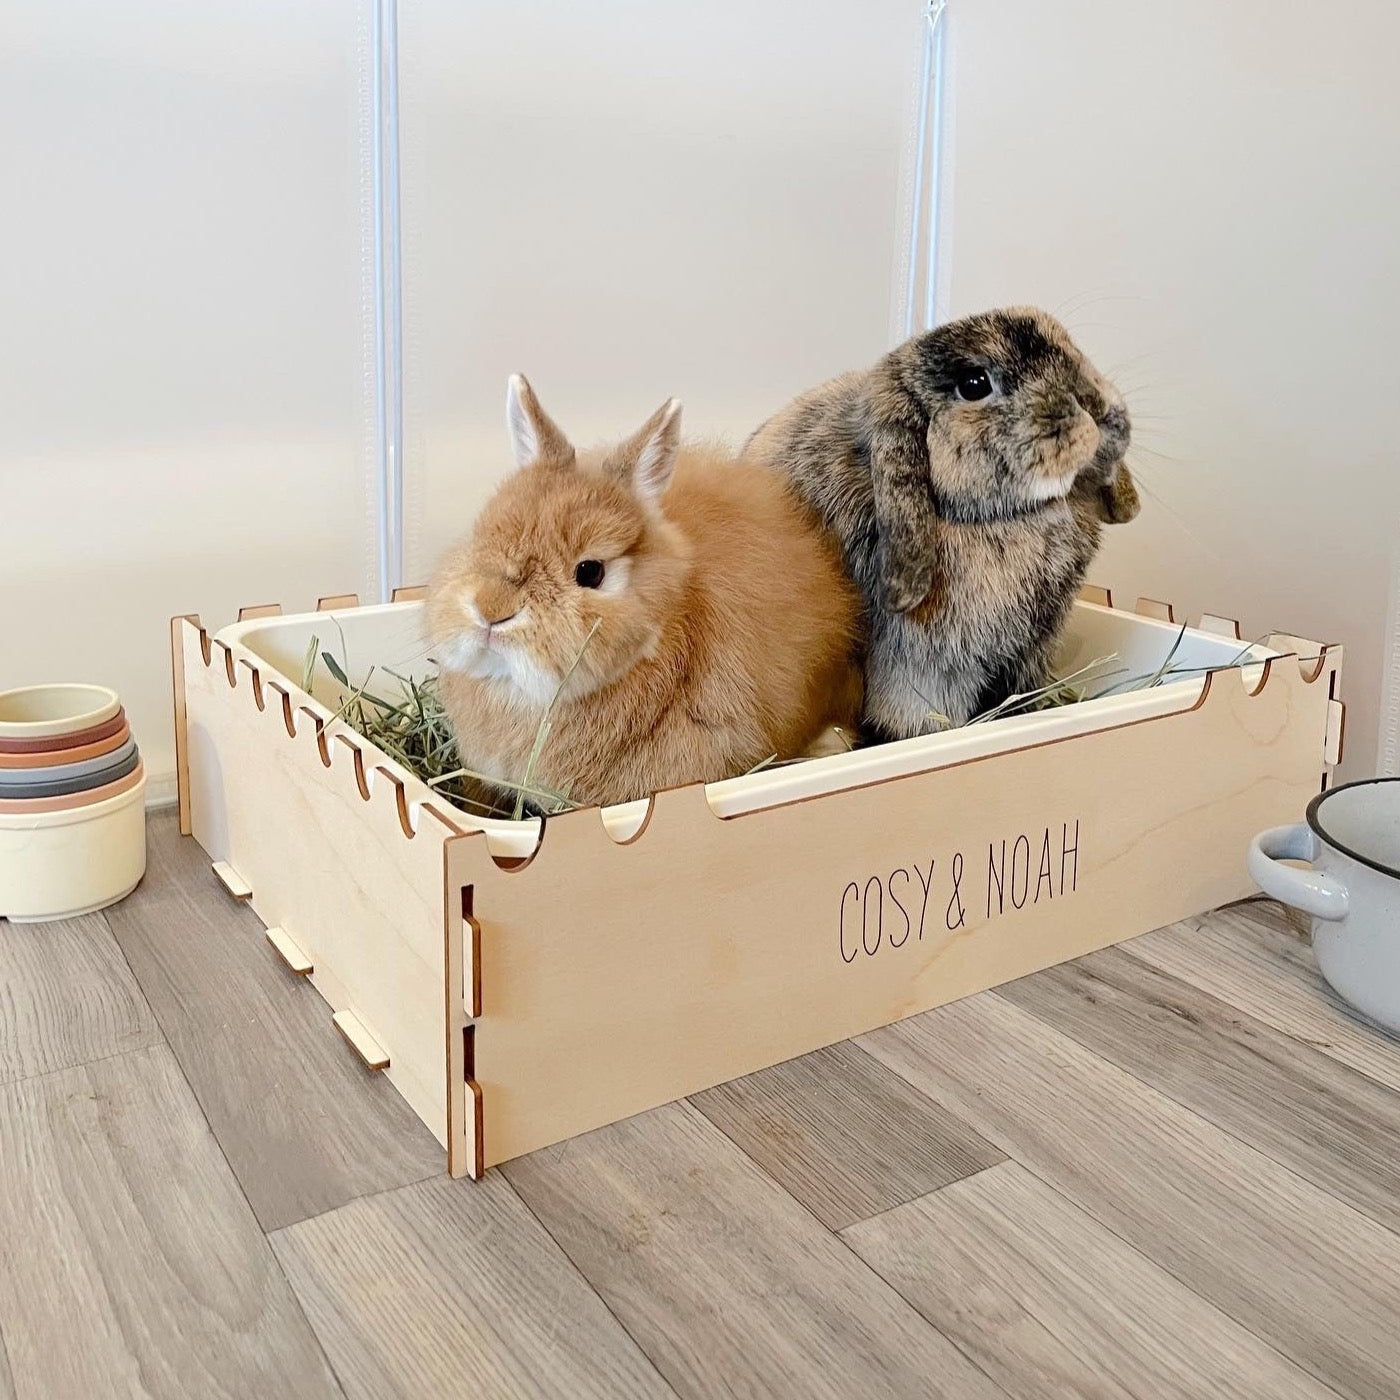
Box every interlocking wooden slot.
[1199,613,1244,640]
[1134,597,1175,623]
[236,657,265,710]
[212,861,252,902]
[266,925,314,976]
[173,590,1344,1179]
[334,1010,390,1071]
[461,887,483,1019]
[1326,698,1347,767]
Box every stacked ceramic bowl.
[0,685,147,922]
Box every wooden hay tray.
[172,590,1343,1177]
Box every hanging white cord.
[371,0,405,601]
[922,0,949,331]
[903,1,949,338]
[902,11,935,339]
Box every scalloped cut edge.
[180,590,1341,868]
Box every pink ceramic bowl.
[0,718,131,769]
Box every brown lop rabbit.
[426,376,862,809]
[746,307,1139,739]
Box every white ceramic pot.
[1248,777,1400,1034]
[0,765,147,922]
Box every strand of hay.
[304,624,1297,820]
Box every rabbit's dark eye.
[954,366,994,402]
[574,559,606,589]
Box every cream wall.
[939,0,1400,778]
[396,0,925,581]
[2,0,926,799]
[7,0,1396,795]
[0,2,379,798]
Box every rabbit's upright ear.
[607,398,682,506]
[866,399,945,614]
[506,374,576,468]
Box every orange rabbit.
[426,376,861,809]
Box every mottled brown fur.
[427,378,862,808]
[746,307,1139,738]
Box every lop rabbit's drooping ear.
[505,373,576,468]
[863,380,944,613]
[604,397,683,506]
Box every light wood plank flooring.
[2,809,1398,1399]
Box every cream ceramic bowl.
[0,684,121,742]
[0,762,147,921]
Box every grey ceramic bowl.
[0,746,141,801]
[0,736,138,791]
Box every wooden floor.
[2,812,1399,1399]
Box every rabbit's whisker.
[1125,443,1181,463]
[1052,290,1149,319]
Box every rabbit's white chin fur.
[485,653,562,708]
[1026,469,1079,503]
[437,632,561,707]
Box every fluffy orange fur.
[426,378,861,809]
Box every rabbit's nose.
[1094,403,1132,464]
[1099,402,1131,436]
[468,590,520,629]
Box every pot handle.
[1247,823,1349,922]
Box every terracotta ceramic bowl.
[0,742,140,799]
[0,760,146,816]
[0,719,131,770]
[0,686,121,750]
[0,709,128,756]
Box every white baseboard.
[144,770,179,811]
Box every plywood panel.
[181,620,462,1150]
[450,655,1336,1167]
